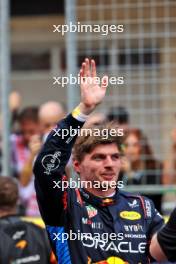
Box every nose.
[104,156,114,167]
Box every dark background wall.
[10,0,64,16]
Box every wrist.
[72,104,89,122]
[78,103,95,115]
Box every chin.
[100,179,117,189]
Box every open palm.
[80,58,108,111]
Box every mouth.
[100,173,116,180]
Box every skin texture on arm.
[150,234,167,262]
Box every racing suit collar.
[79,188,119,207]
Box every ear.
[72,159,81,174]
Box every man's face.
[73,143,121,192]
[20,121,40,145]
[40,113,64,135]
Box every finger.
[91,59,97,77]
[80,69,86,86]
[101,75,108,90]
[85,58,90,77]
[80,69,83,78]
[82,62,86,77]
[80,69,83,85]
[80,69,83,82]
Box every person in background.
[0,91,22,174]
[39,101,65,141]
[150,207,176,262]
[162,127,176,214]
[163,127,176,185]
[38,101,72,178]
[107,106,129,132]
[84,112,106,127]
[0,176,56,264]
[9,90,22,133]
[121,128,163,212]
[0,115,2,174]
[11,107,42,216]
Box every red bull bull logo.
[101,198,115,206]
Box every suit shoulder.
[119,191,155,218]
[119,190,152,203]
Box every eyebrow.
[91,152,120,157]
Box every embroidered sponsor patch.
[120,211,141,220]
[86,205,98,218]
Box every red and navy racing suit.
[34,113,164,264]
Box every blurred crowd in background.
[0,1,176,263]
[0,90,176,218]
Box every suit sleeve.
[33,114,84,225]
[145,198,164,238]
[157,208,176,262]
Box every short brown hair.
[73,122,125,163]
[0,177,18,210]
[18,107,39,124]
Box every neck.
[0,208,16,218]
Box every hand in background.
[29,135,42,157]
